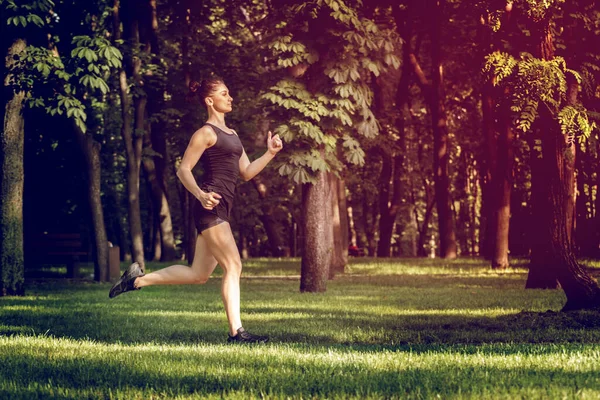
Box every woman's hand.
[267,131,283,155]
[199,190,222,210]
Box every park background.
[2,0,600,398]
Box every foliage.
[1,0,54,28]
[263,0,400,183]
[5,0,599,263]
[10,35,122,133]
[484,51,596,139]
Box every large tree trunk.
[300,168,332,293]
[252,176,284,256]
[1,38,26,296]
[430,0,457,258]
[526,15,560,289]
[540,114,600,310]
[526,133,559,288]
[74,125,109,281]
[526,20,600,309]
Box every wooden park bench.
[28,233,90,278]
[27,232,121,279]
[28,233,91,278]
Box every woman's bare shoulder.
[190,125,217,146]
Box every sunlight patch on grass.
[2,336,600,399]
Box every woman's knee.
[223,259,242,276]
[193,274,209,284]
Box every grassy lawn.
[2,257,600,399]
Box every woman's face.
[207,83,233,113]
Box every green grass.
[2,257,600,399]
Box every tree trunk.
[375,15,409,257]
[1,38,26,296]
[407,201,419,257]
[143,0,176,261]
[526,133,559,289]
[526,16,599,307]
[329,173,346,278]
[179,0,195,263]
[300,168,332,293]
[540,113,600,310]
[185,192,196,262]
[595,138,600,257]
[417,198,435,257]
[491,107,514,269]
[480,81,497,260]
[152,211,161,260]
[574,142,591,256]
[150,119,176,261]
[363,195,378,256]
[252,176,284,256]
[376,152,392,256]
[430,0,457,259]
[115,0,145,269]
[142,130,176,261]
[347,204,357,248]
[469,162,480,255]
[337,177,349,266]
[526,16,559,289]
[378,153,404,257]
[74,125,109,281]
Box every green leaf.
[278,164,293,176]
[27,14,44,27]
[98,79,109,94]
[75,117,86,134]
[80,75,90,87]
[291,167,311,184]
[84,48,98,63]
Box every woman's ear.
[205,97,213,107]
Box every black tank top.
[198,123,244,220]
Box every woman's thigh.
[191,233,219,280]
[200,222,242,272]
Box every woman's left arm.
[239,131,283,181]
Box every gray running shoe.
[227,327,269,344]
[109,262,145,299]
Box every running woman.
[109,76,283,344]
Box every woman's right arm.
[176,127,222,210]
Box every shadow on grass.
[2,289,600,349]
[2,339,600,399]
[0,268,598,350]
